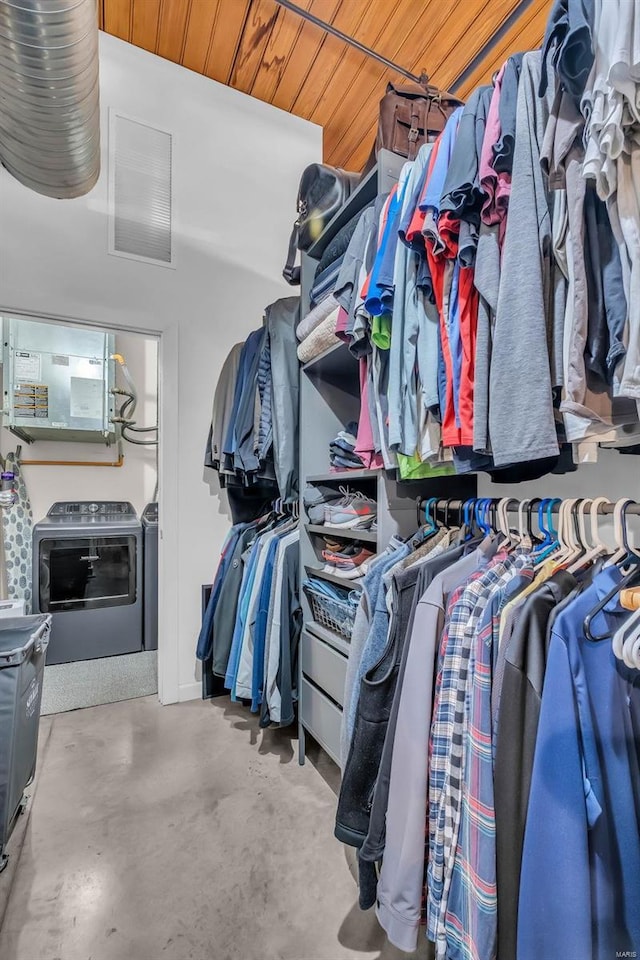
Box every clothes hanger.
[553,497,581,566]
[613,607,640,667]
[584,564,640,642]
[475,498,492,538]
[484,498,495,535]
[425,497,438,532]
[543,498,561,545]
[411,496,438,546]
[466,498,482,538]
[526,497,560,561]
[584,500,640,641]
[460,498,477,541]
[613,604,640,665]
[443,498,464,532]
[567,498,587,564]
[628,630,640,669]
[488,498,499,533]
[495,499,508,540]
[497,498,518,549]
[565,498,592,572]
[605,498,640,567]
[568,496,611,573]
[536,497,570,565]
[529,498,546,546]
[532,497,561,563]
[516,498,532,549]
[528,496,544,526]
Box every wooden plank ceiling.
[99,0,552,171]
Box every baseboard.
[178,681,201,702]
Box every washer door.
[38,536,137,612]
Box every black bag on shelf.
[283,163,359,286]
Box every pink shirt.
[335,306,350,343]
[480,64,511,240]
[355,356,383,470]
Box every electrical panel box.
[2,318,116,444]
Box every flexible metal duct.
[0,0,100,198]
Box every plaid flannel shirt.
[426,553,520,954]
[444,559,534,960]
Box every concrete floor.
[0,696,431,960]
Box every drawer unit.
[299,677,342,766]
[301,629,347,706]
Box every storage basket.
[0,614,51,871]
[303,580,359,639]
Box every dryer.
[32,502,143,665]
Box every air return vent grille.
[109,114,173,266]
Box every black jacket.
[494,569,577,960]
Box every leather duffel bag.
[370,79,463,166]
[283,163,359,286]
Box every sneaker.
[322,545,375,579]
[303,483,342,525]
[325,491,377,529]
[319,485,354,521]
[322,535,348,553]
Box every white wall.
[0,32,322,702]
[478,449,640,546]
[0,327,158,522]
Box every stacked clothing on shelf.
[297,305,340,364]
[204,297,300,516]
[296,205,376,362]
[329,422,366,471]
[337,496,640,960]
[310,257,345,308]
[309,205,373,310]
[196,508,301,727]
[296,0,640,481]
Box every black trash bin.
[0,614,51,871]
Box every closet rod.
[273,0,428,85]
[418,498,640,516]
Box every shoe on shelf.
[325,490,377,529]
[321,544,375,579]
[303,483,342,525]
[319,484,354,521]
[322,534,348,553]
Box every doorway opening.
[0,311,161,714]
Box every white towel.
[296,295,339,342]
[297,310,339,363]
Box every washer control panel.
[47,501,137,518]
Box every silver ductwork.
[0,0,100,198]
